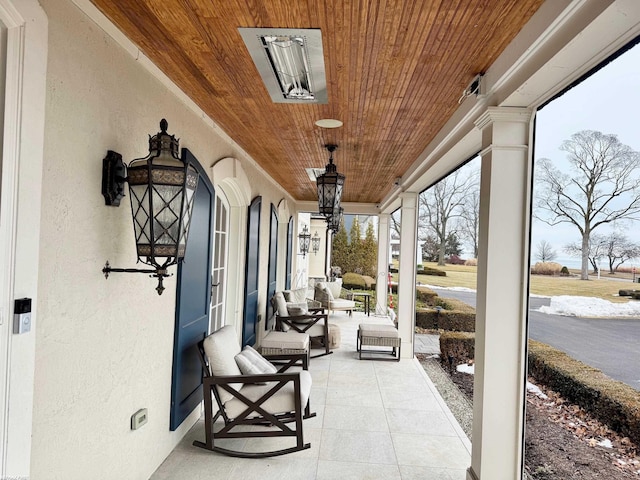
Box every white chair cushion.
[261,331,309,350]
[283,288,308,304]
[302,324,325,338]
[329,298,356,310]
[359,323,399,338]
[272,291,289,317]
[325,281,343,300]
[203,325,243,404]
[287,303,308,316]
[235,345,277,377]
[224,370,312,419]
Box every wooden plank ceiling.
[90,0,544,205]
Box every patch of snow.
[526,381,548,399]
[538,295,640,318]
[456,363,475,374]
[598,439,613,449]
[423,284,477,292]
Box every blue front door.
[170,148,214,431]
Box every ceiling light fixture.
[327,207,343,234]
[316,144,345,218]
[239,28,327,104]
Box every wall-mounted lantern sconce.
[298,224,311,258]
[311,231,321,255]
[101,119,199,295]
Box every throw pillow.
[235,345,278,378]
[287,302,308,316]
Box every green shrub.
[619,289,639,297]
[439,331,475,366]
[415,309,475,332]
[342,272,366,289]
[416,286,438,303]
[420,266,446,276]
[528,340,640,446]
[560,266,570,276]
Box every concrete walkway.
[151,313,469,480]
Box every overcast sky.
[531,42,640,267]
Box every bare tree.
[535,240,557,262]
[458,180,480,258]
[601,231,640,274]
[390,210,401,237]
[564,235,607,274]
[535,130,640,279]
[419,168,476,266]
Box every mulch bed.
[420,355,640,479]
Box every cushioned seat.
[261,330,309,355]
[357,323,401,361]
[272,291,332,358]
[193,325,315,458]
[225,370,312,419]
[314,280,356,316]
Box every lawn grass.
[404,262,637,302]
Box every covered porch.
[151,311,471,480]
[2,1,640,480]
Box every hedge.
[416,308,475,332]
[618,289,639,297]
[342,272,366,290]
[439,331,475,366]
[528,340,640,446]
[416,266,447,276]
[437,335,640,445]
[416,286,438,303]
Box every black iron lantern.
[298,224,311,257]
[101,119,199,295]
[327,207,343,233]
[316,144,345,217]
[311,231,321,254]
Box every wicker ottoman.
[260,331,309,356]
[357,323,401,361]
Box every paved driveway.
[427,287,640,391]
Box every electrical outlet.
[131,408,148,430]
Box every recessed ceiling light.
[315,119,343,128]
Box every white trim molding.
[0,0,47,477]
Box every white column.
[375,214,390,314]
[468,107,533,480]
[397,192,418,358]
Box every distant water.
[548,257,582,269]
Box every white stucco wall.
[32,0,291,478]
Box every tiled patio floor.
[151,312,471,480]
